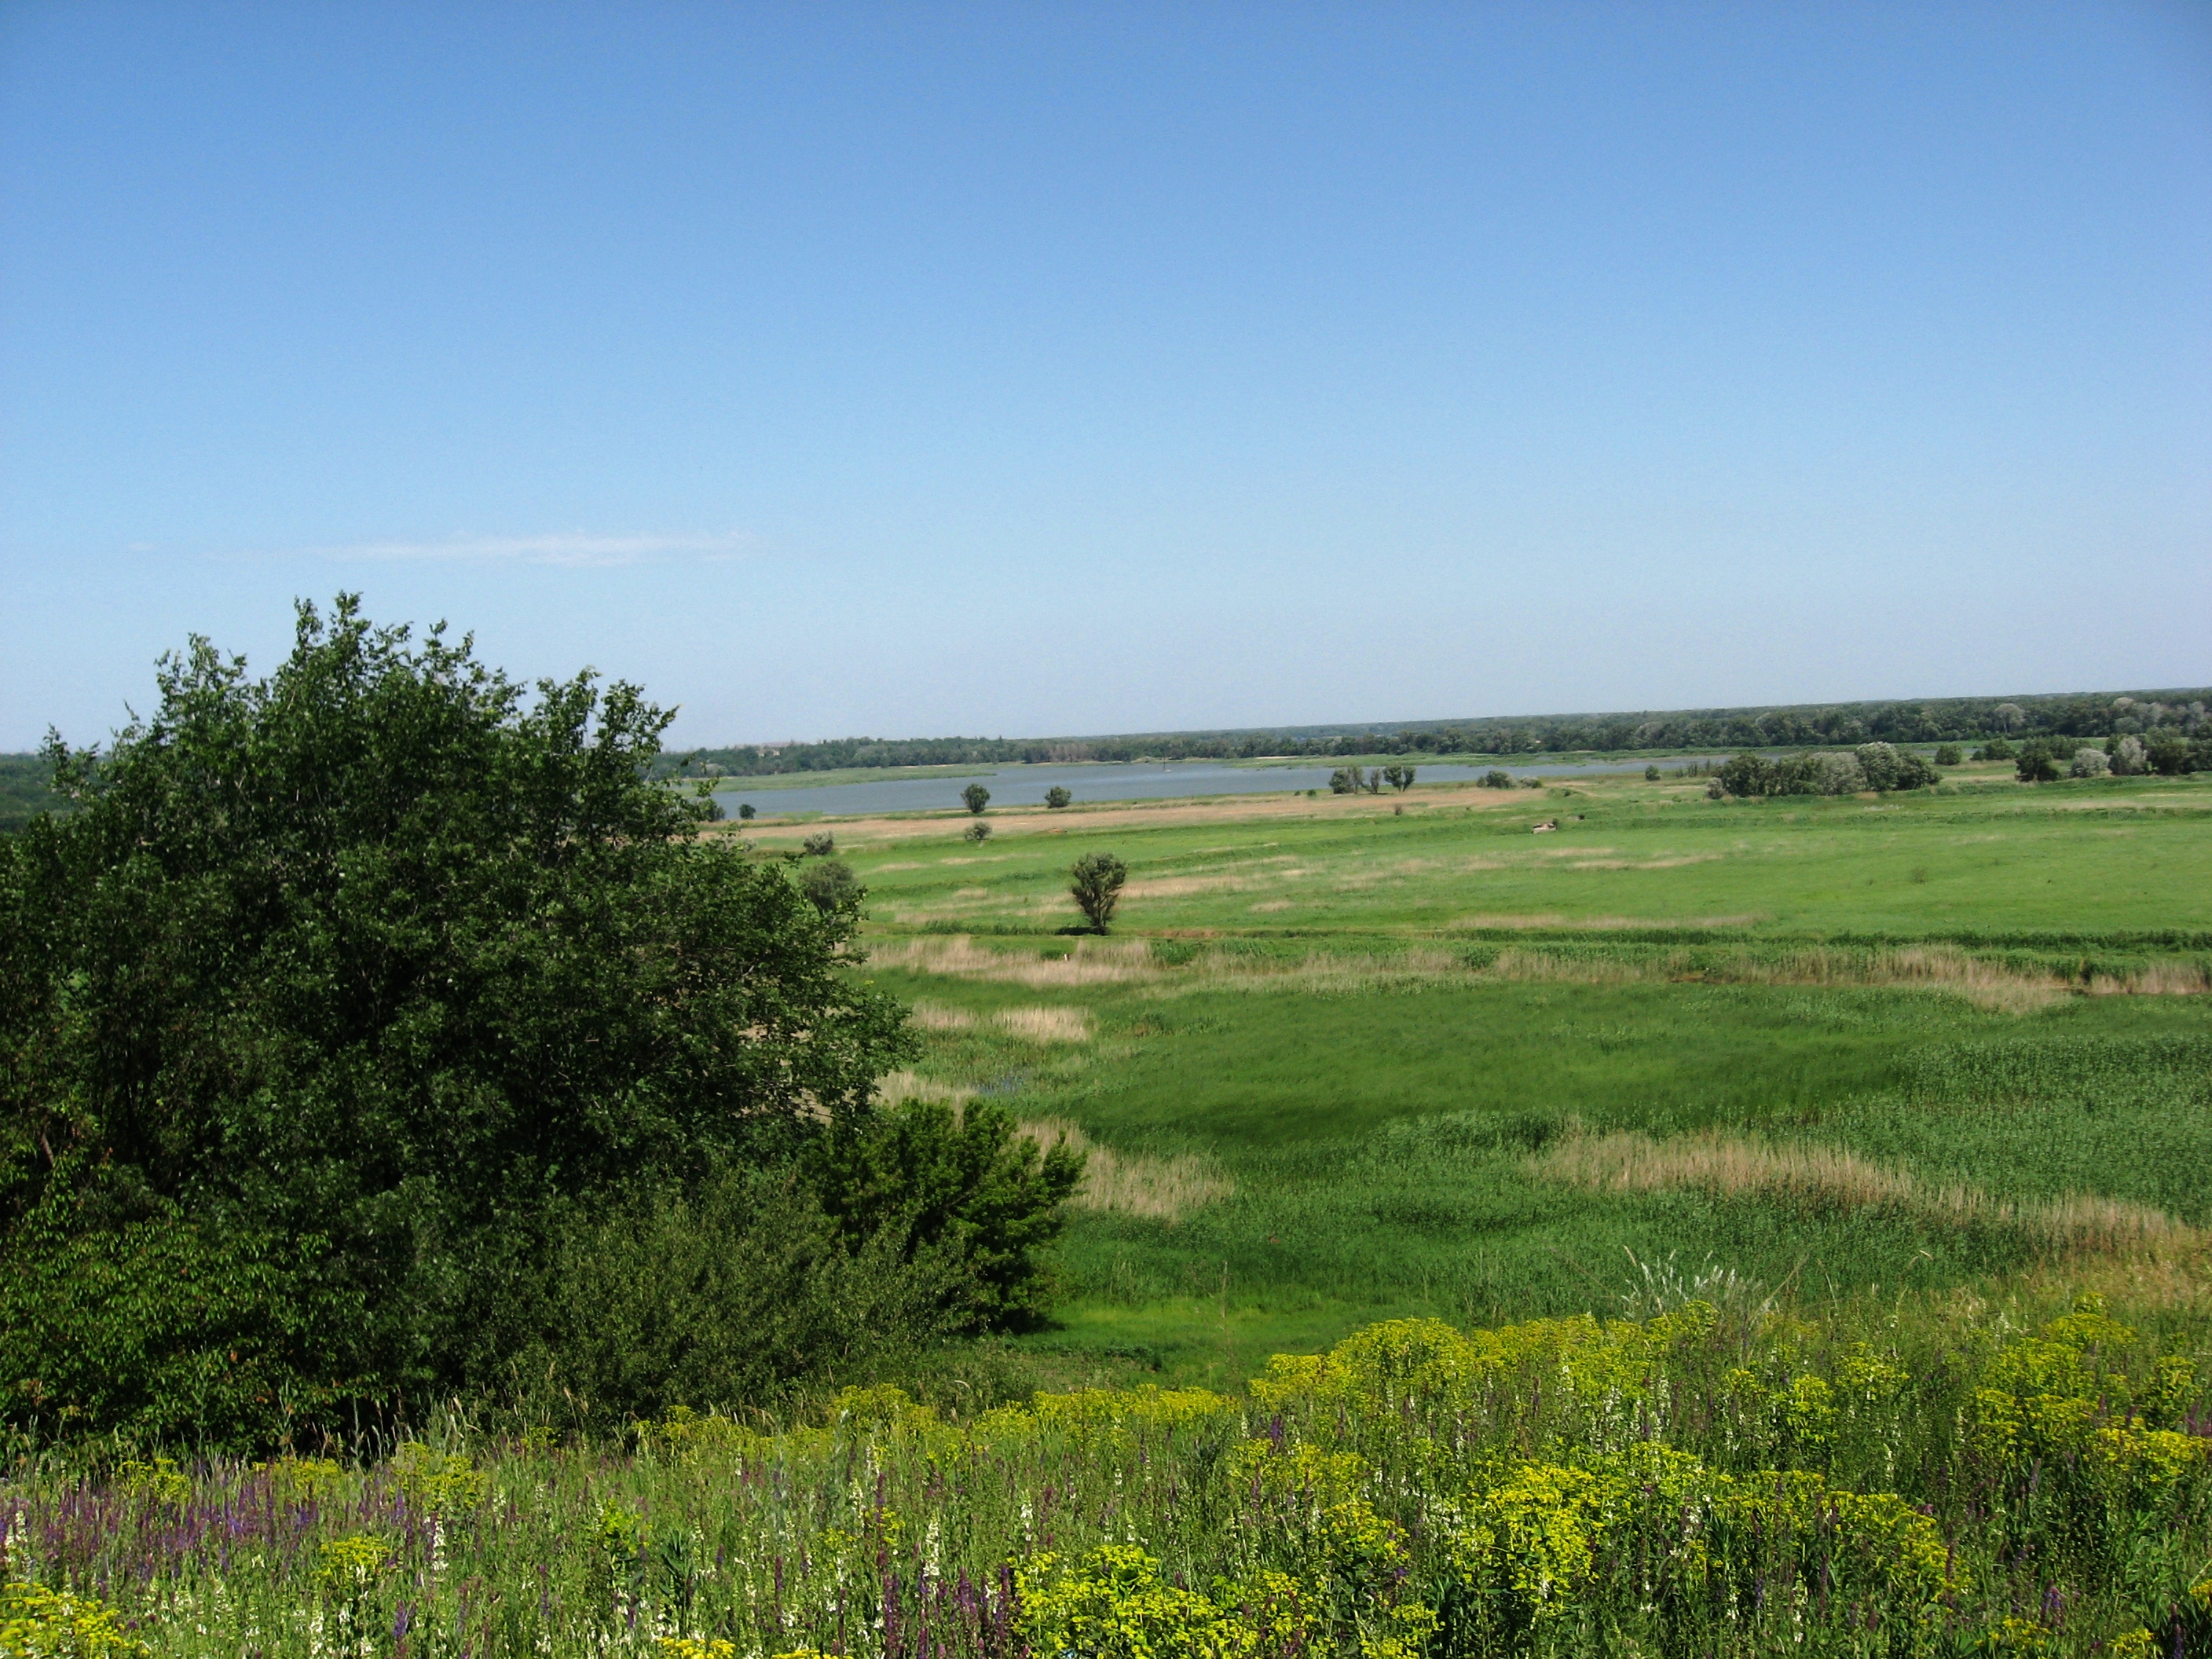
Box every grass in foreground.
[13,1286,2210,1657]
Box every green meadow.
[772,762,2212,1386]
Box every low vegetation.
[4,615,2210,1655]
[10,1291,2209,1656]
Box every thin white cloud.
[313,531,750,568]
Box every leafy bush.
[1976,737,2016,760]
[1381,764,1416,792]
[522,1166,971,1422]
[1644,764,1661,780]
[1329,767,1368,794]
[2016,741,2061,782]
[737,801,756,820]
[795,857,860,917]
[2071,745,2111,778]
[0,598,917,1447]
[1712,751,1873,798]
[2145,729,2196,776]
[961,783,991,815]
[1933,744,1963,766]
[965,821,992,844]
[2110,734,2148,775]
[806,1097,1083,1332]
[1044,785,1072,809]
[1854,742,1938,792]
[1480,769,1514,789]
[801,830,836,856]
[1070,851,1128,932]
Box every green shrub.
[522,1166,971,1422]
[795,857,861,917]
[1933,744,1963,766]
[1045,785,1072,808]
[806,1097,1084,1333]
[1070,851,1128,932]
[962,782,991,814]
[801,830,836,856]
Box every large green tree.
[0,598,917,1442]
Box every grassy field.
[766,761,2212,1386]
[16,762,2212,1657]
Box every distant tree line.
[656,688,2212,781]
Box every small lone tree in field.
[2068,746,2110,779]
[965,821,992,844]
[1069,851,1127,932]
[2015,742,2060,783]
[1044,786,1071,809]
[1644,764,1661,781]
[796,857,860,917]
[961,783,991,815]
[1933,745,1962,767]
[1381,764,1415,792]
[737,802,756,820]
[1481,768,1513,789]
[1328,767,1362,795]
[801,831,836,857]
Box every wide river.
[711,754,1702,819]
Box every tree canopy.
[0,598,918,1443]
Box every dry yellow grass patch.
[905,994,1091,1040]
[1018,1119,1233,1222]
[996,1005,1093,1042]
[873,1069,976,1106]
[867,936,1159,986]
[907,1002,977,1031]
[1448,912,1765,931]
[2089,961,2212,996]
[1533,1130,2196,1258]
[1119,872,1258,899]
[1567,854,1723,870]
[1467,941,2074,1011]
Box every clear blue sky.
[4,2,2207,750]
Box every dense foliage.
[664,688,2212,777]
[1069,852,1127,933]
[0,756,65,837]
[0,599,1073,1448]
[9,1293,2207,1657]
[1708,743,1941,799]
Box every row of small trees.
[1995,730,2205,781]
[1708,742,1941,799]
[962,783,1074,814]
[1328,765,1416,794]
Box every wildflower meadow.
[6,1291,2209,1658]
